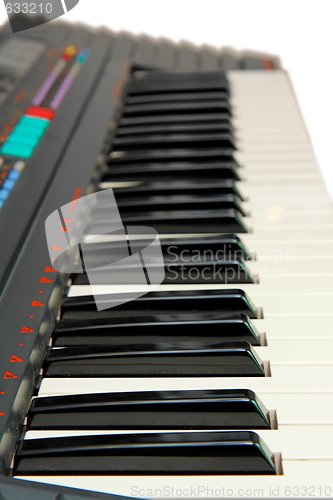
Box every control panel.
[0,42,89,210]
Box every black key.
[53,314,261,347]
[108,147,237,165]
[118,112,230,127]
[95,193,245,215]
[15,431,277,475]
[77,234,250,273]
[112,132,235,150]
[153,260,254,284]
[125,91,229,105]
[69,235,251,290]
[28,389,271,430]
[103,162,240,182]
[43,341,264,377]
[88,209,248,234]
[130,70,228,82]
[79,234,251,262]
[116,122,233,136]
[129,75,228,88]
[131,70,228,81]
[61,289,259,319]
[122,101,231,117]
[72,260,254,285]
[161,234,251,260]
[128,80,229,96]
[110,179,244,200]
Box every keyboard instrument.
[0,16,332,500]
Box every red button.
[25,107,55,121]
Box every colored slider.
[62,45,77,60]
[1,107,54,159]
[26,106,55,120]
[32,46,77,107]
[50,48,89,109]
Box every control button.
[19,116,49,131]
[14,124,45,139]
[25,107,55,121]
[8,169,20,181]
[13,161,26,172]
[65,45,77,57]
[6,134,39,148]
[0,189,9,201]
[77,48,89,64]
[1,143,34,159]
[3,179,15,190]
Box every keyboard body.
[0,16,332,500]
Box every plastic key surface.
[43,341,264,378]
[28,389,271,430]
[15,431,277,475]
[53,314,261,347]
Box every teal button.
[77,48,89,64]
[6,133,40,148]
[13,124,44,139]
[19,116,49,131]
[77,55,87,64]
[1,143,34,159]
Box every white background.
[0,0,332,200]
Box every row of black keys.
[20,284,276,474]
[44,288,263,377]
[14,72,278,477]
[16,390,277,474]
[72,234,255,285]
[92,71,246,234]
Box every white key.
[67,284,333,315]
[39,365,333,395]
[256,316,333,339]
[242,237,333,256]
[248,258,333,275]
[243,184,330,198]
[255,339,333,365]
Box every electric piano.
[0,16,332,500]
